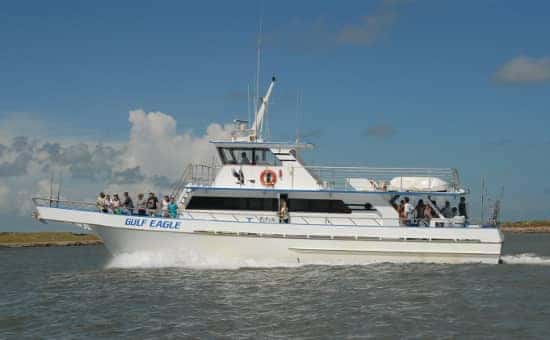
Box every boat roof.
[210,140,314,149]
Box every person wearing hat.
[96,192,108,213]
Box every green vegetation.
[0,232,101,246]
[501,220,550,233]
[502,220,550,228]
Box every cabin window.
[219,148,237,164]
[288,199,352,214]
[186,196,278,211]
[217,147,281,166]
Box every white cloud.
[123,109,232,179]
[493,56,550,84]
[336,2,398,45]
[0,109,233,216]
[0,113,47,144]
[267,0,410,53]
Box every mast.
[251,76,276,141]
[255,3,264,118]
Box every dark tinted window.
[186,196,278,211]
[288,199,352,214]
[217,148,281,166]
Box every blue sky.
[1,0,549,230]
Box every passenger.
[423,204,433,227]
[161,195,170,218]
[416,199,425,220]
[398,199,406,225]
[458,197,468,219]
[112,194,121,214]
[136,193,147,216]
[122,192,134,215]
[105,194,112,213]
[451,207,458,218]
[240,152,250,164]
[279,199,289,224]
[96,192,108,213]
[404,197,415,225]
[441,201,452,218]
[168,197,178,218]
[146,192,158,216]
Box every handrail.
[304,165,460,192]
[33,197,490,228]
[33,197,98,211]
[174,163,461,192]
[169,164,220,199]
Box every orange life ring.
[259,169,277,186]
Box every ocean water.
[1,233,550,339]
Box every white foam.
[501,253,550,265]
[106,250,550,269]
[105,249,304,270]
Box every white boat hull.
[37,207,504,265]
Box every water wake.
[501,253,550,265]
[106,250,550,269]
[105,250,303,270]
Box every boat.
[32,76,504,265]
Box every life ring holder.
[259,169,277,187]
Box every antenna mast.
[255,5,263,116]
[49,173,54,207]
[295,89,302,143]
[251,76,276,141]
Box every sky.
[1,0,549,230]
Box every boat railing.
[179,210,479,228]
[169,164,219,198]
[176,163,461,192]
[32,197,98,211]
[33,197,493,228]
[304,166,460,192]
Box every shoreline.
[500,221,550,233]
[0,240,104,248]
[0,232,103,248]
[500,226,550,233]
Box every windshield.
[217,147,281,166]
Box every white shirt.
[161,199,169,211]
[404,202,414,218]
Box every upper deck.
[169,76,464,198]
[170,162,463,196]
